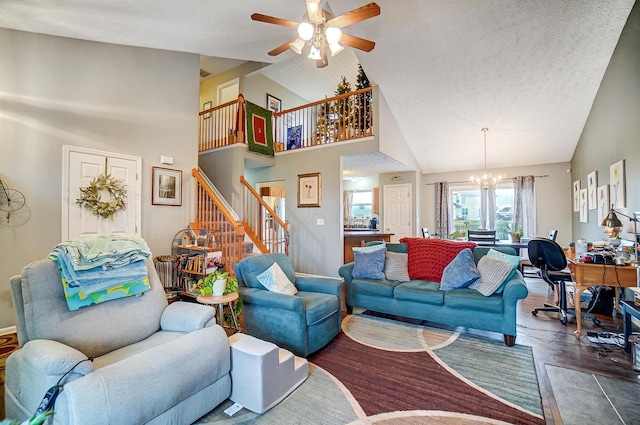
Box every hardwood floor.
[518,276,638,424]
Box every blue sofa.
[338,243,528,346]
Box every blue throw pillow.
[440,248,480,291]
[352,246,387,280]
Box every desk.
[567,260,638,338]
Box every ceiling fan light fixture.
[308,45,321,60]
[329,42,344,56]
[297,22,314,41]
[325,26,342,44]
[289,37,305,54]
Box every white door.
[383,184,412,242]
[217,78,239,105]
[63,146,141,241]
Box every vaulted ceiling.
[0,0,634,175]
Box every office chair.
[528,237,600,326]
[521,229,558,277]
[467,229,496,243]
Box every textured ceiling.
[0,0,635,176]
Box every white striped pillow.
[384,251,410,281]
[469,256,514,296]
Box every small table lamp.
[601,205,639,266]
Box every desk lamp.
[601,206,639,266]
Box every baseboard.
[0,326,17,335]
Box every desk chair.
[521,229,558,277]
[528,238,600,326]
[467,229,496,243]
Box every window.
[351,190,373,218]
[450,183,514,240]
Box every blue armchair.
[234,253,342,357]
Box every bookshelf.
[172,244,222,297]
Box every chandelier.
[289,6,344,61]
[470,128,502,190]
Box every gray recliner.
[5,258,231,424]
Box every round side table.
[196,292,240,332]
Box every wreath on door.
[76,173,127,219]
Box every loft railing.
[192,168,245,275]
[197,88,374,153]
[240,176,289,255]
[198,95,245,152]
[272,87,374,152]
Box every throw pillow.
[353,243,387,254]
[384,251,410,281]
[399,238,477,282]
[256,262,298,295]
[469,256,514,296]
[352,246,387,280]
[486,249,520,293]
[487,248,521,269]
[440,248,480,291]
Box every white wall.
[421,162,573,247]
[0,29,200,328]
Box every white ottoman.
[228,333,309,414]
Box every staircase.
[191,168,288,275]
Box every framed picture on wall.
[152,167,182,206]
[573,180,580,212]
[587,171,597,210]
[610,159,626,208]
[202,101,212,119]
[597,184,609,226]
[579,188,588,223]
[266,94,281,113]
[298,172,321,208]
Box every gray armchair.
[234,253,342,357]
[5,258,231,424]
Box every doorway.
[383,183,412,242]
[62,145,141,240]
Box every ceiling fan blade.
[306,0,323,24]
[326,2,380,29]
[340,33,376,52]
[251,13,299,29]
[268,37,299,56]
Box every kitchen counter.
[343,231,394,263]
[344,229,388,235]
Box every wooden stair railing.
[240,176,290,255]
[199,95,245,152]
[198,88,374,153]
[192,168,246,275]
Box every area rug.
[196,314,544,424]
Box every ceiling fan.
[251,1,380,68]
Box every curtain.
[479,186,496,230]
[343,190,353,219]
[435,181,450,237]
[513,176,535,238]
